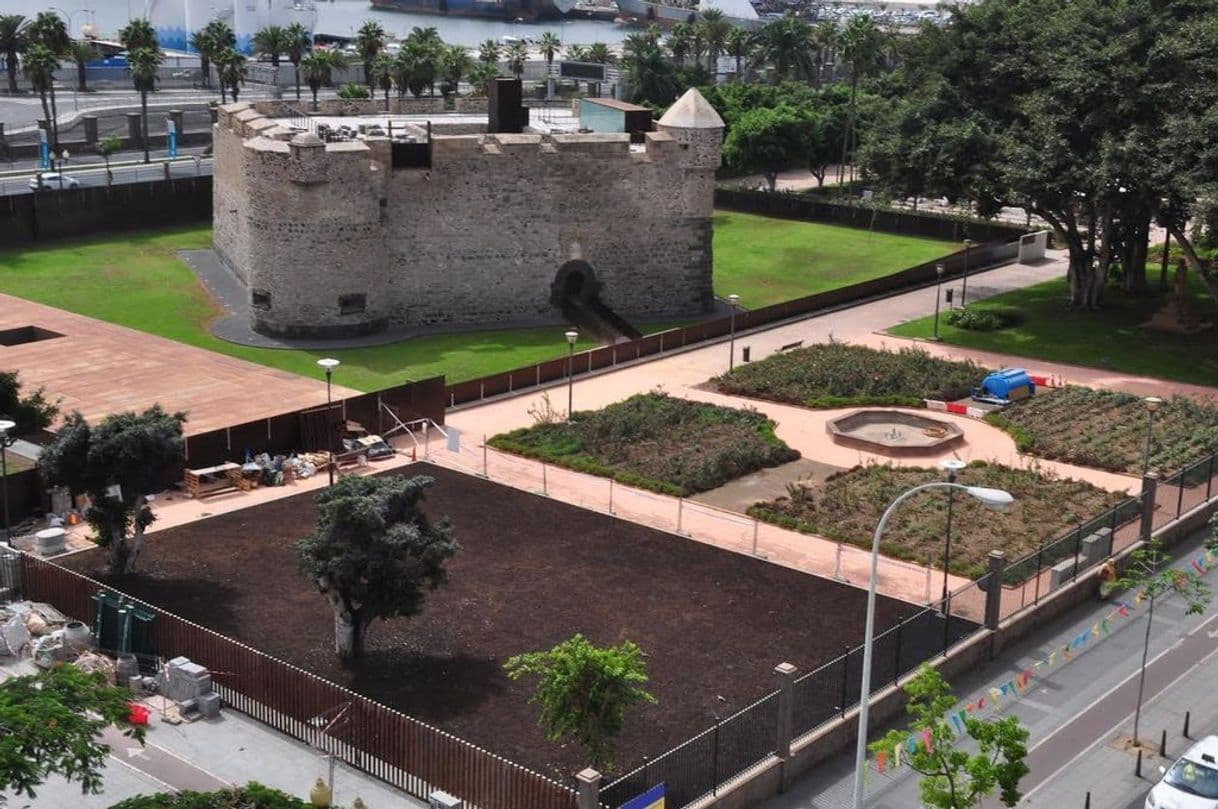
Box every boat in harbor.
[614,0,759,28]
[558,0,620,20]
[368,0,569,21]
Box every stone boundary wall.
[253,95,488,119]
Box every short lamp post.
[851,481,1015,809]
[1142,396,1163,475]
[939,459,966,606]
[727,294,740,372]
[565,330,579,421]
[960,239,974,306]
[316,358,340,486]
[932,263,945,341]
[0,419,15,546]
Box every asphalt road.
[0,157,212,196]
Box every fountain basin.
[826,409,965,456]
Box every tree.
[698,8,730,74]
[539,30,561,89]
[69,40,96,91]
[870,665,1029,808]
[0,665,145,799]
[725,26,751,80]
[128,46,162,163]
[371,53,394,109]
[753,13,817,83]
[835,13,885,184]
[504,634,656,769]
[466,61,499,96]
[354,19,385,88]
[251,24,289,68]
[0,371,58,436]
[191,20,234,92]
[622,32,677,107]
[478,38,499,66]
[1117,534,1217,745]
[215,48,246,103]
[0,15,28,95]
[722,105,809,191]
[403,26,443,96]
[107,783,315,809]
[301,50,344,110]
[586,42,614,64]
[40,406,185,574]
[98,134,122,183]
[23,44,60,154]
[439,43,470,96]
[117,18,156,52]
[296,474,458,660]
[505,40,527,79]
[284,22,310,101]
[667,23,691,68]
[27,10,69,55]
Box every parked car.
[28,172,80,190]
[1146,735,1218,808]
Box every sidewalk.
[0,657,427,808]
[757,526,1218,809]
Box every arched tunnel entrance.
[551,261,641,342]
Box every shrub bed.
[488,392,800,496]
[711,342,987,408]
[944,305,1024,332]
[748,461,1126,578]
[985,387,1218,475]
[107,783,312,809]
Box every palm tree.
[440,44,470,96]
[301,49,346,110]
[216,48,246,103]
[98,134,121,183]
[69,40,96,91]
[698,9,730,74]
[28,11,69,54]
[118,18,157,52]
[252,25,291,68]
[837,13,883,183]
[812,20,837,84]
[505,41,527,79]
[0,15,29,95]
[285,22,310,101]
[354,20,385,88]
[539,31,560,74]
[725,27,751,80]
[666,25,690,68]
[478,38,499,66]
[191,20,234,91]
[404,27,443,95]
[371,53,393,109]
[587,42,614,64]
[23,44,59,153]
[565,43,589,63]
[466,61,499,96]
[753,13,816,83]
[128,45,162,164]
[622,32,676,106]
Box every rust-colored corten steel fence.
[18,554,577,809]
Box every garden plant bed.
[711,342,988,409]
[986,387,1218,475]
[748,462,1127,578]
[60,464,951,779]
[487,391,800,496]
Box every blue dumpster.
[973,368,1035,404]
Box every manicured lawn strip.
[711,342,988,408]
[0,227,596,392]
[986,386,1218,475]
[488,392,800,496]
[712,211,959,308]
[749,462,1126,578]
[887,276,1218,387]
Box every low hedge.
[107,783,315,809]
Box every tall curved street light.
[727,294,740,372]
[564,330,579,421]
[851,480,1015,809]
[1142,396,1163,475]
[316,358,340,485]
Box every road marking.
[1206,628,1218,639]
[125,747,149,760]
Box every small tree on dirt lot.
[1117,532,1217,745]
[504,633,656,770]
[0,664,145,798]
[296,474,458,661]
[869,665,1029,809]
[0,370,58,436]
[39,406,185,574]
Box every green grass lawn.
[712,211,960,308]
[0,216,957,392]
[887,276,1218,386]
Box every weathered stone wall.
[213,102,720,338]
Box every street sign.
[167,118,178,158]
[38,128,50,170]
[620,783,665,809]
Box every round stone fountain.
[826,410,965,456]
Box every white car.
[1146,735,1218,809]
[28,172,80,190]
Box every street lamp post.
[932,263,945,341]
[939,459,966,606]
[1142,396,1163,475]
[316,358,340,486]
[960,239,974,306]
[0,419,15,546]
[851,481,1015,809]
[564,330,579,421]
[727,294,740,372]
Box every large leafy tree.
[0,665,146,799]
[0,371,58,436]
[354,19,385,88]
[40,406,185,574]
[505,634,656,769]
[0,14,28,94]
[722,104,810,191]
[870,665,1029,808]
[296,474,458,660]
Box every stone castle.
[212,89,725,339]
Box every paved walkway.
[759,526,1218,809]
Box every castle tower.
[657,88,725,172]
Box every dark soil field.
[65,464,941,779]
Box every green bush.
[337,83,370,99]
[944,305,1023,332]
[488,391,799,496]
[712,341,987,407]
[107,783,314,809]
